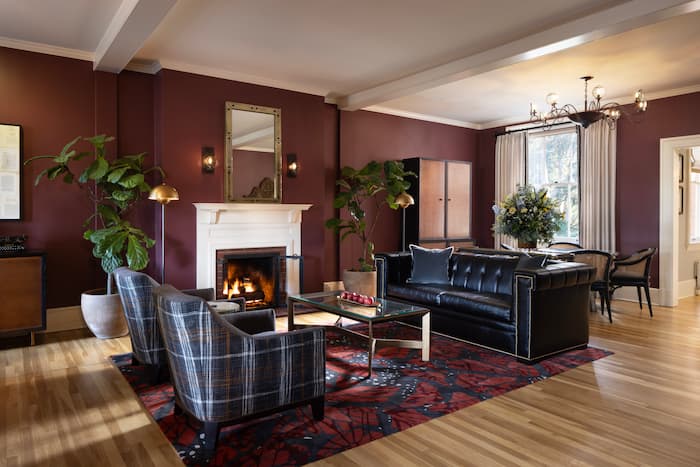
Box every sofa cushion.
[438,289,512,322]
[387,283,446,307]
[517,253,547,269]
[408,244,453,284]
[451,253,519,296]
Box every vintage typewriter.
[0,235,27,252]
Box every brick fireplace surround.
[194,203,312,300]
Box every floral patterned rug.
[112,323,611,466]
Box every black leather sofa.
[375,249,596,362]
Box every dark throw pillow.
[408,244,454,284]
[517,253,547,270]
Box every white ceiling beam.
[94,0,177,73]
[338,0,700,110]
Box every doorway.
[659,134,700,307]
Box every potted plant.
[492,184,564,248]
[325,160,414,295]
[25,135,160,338]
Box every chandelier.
[529,76,648,129]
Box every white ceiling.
[1,0,699,129]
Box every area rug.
[112,323,611,466]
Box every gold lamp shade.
[395,191,415,209]
[149,183,179,205]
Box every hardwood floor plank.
[2,297,699,466]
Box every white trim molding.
[193,203,312,295]
[659,134,700,306]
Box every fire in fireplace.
[216,247,286,309]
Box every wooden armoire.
[402,157,473,249]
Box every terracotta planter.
[517,239,537,249]
[342,270,377,297]
[80,289,129,339]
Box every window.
[526,127,579,243]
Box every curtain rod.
[495,121,574,138]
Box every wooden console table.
[0,251,46,344]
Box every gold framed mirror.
[225,102,281,202]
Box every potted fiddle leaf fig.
[325,160,414,295]
[25,135,162,338]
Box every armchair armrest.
[222,308,276,335]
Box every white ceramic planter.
[80,289,129,339]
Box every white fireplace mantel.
[194,203,312,291]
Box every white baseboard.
[612,286,660,305]
[40,306,87,333]
[678,279,697,299]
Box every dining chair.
[610,247,657,317]
[547,241,583,251]
[571,249,614,323]
[500,243,516,251]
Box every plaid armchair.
[113,268,245,381]
[153,284,325,458]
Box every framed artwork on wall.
[0,123,22,220]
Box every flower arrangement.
[492,184,564,246]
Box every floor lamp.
[396,191,415,251]
[149,183,179,282]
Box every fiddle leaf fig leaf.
[86,157,109,180]
[126,236,149,271]
[107,167,128,183]
[119,173,144,189]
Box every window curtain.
[580,119,616,251]
[494,132,526,248]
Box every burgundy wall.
[154,69,331,292]
[0,48,159,307]
[616,91,700,286]
[338,110,478,272]
[475,126,503,248]
[0,47,102,307]
[8,45,697,306]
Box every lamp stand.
[160,202,166,282]
[402,208,407,252]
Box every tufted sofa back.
[450,253,520,296]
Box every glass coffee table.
[287,291,430,377]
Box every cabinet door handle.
[447,198,452,201]
[438,197,443,201]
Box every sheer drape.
[580,119,616,251]
[494,132,526,248]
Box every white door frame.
[659,134,700,307]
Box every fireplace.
[216,247,287,309]
[195,203,312,304]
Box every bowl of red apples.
[338,291,377,307]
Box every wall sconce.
[202,146,215,173]
[287,153,298,177]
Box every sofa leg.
[311,396,325,420]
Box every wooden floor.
[1,298,699,466]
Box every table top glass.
[288,290,429,321]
